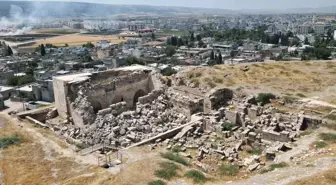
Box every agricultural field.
[24,34,126,48]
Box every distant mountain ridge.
[0,1,237,18]
[0,0,335,18]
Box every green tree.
[198,40,205,48]
[165,45,176,57]
[25,68,34,76]
[327,28,333,41]
[7,46,13,56]
[171,37,178,46]
[151,32,156,40]
[6,76,20,86]
[196,34,202,41]
[125,56,144,65]
[190,32,195,42]
[217,52,223,64]
[210,50,215,60]
[167,37,172,45]
[177,38,184,47]
[18,75,35,85]
[40,44,46,56]
[82,42,94,48]
[304,37,310,45]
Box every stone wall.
[97,102,128,117]
[168,90,204,119]
[205,88,233,111]
[138,89,164,105]
[262,130,290,142]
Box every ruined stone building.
[53,65,163,128]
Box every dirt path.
[275,127,334,163]
[0,113,98,165]
[222,157,336,185]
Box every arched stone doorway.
[133,89,146,107]
[91,101,102,113]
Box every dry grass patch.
[290,168,336,185]
[27,34,126,47]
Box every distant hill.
[240,6,336,14]
[0,1,237,18]
[0,1,334,19]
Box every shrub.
[314,141,328,148]
[171,146,182,153]
[184,170,207,184]
[256,93,276,105]
[161,67,177,76]
[190,78,200,86]
[269,162,288,171]
[0,135,21,149]
[154,162,180,180]
[247,147,262,155]
[319,133,336,143]
[148,180,166,185]
[325,114,336,121]
[222,122,235,131]
[296,93,306,98]
[283,96,298,104]
[218,164,239,176]
[212,76,223,84]
[206,81,216,88]
[160,152,189,166]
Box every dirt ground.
[1,110,336,185]
[24,33,126,47]
[183,61,336,103]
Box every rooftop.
[0,86,14,92]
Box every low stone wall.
[138,89,164,104]
[225,110,238,124]
[304,116,323,128]
[206,88,233,110]
[262,130,290,142]
[97,102,128,116]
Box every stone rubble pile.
[156,103,323,172]
[61,93,188,148]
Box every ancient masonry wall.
[97,102,128,117]
[138,89,164,105]
[87,71,152,109]
[53,77,68,118]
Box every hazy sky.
[7,0,336,10]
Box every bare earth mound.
[181,61,336,103]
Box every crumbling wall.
[86,71,152,109]
[138,89,164,105]
[97,102,128,117]
[70,94,96,128]
[53,77,68,118]
[168,90,204,119]
[262,130,290,142]
[205,88,233,111]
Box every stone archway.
[133,89,146,107]
[91,100,102,113]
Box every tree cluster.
[167,32,203,48]
[7,75,36,86]
[125,56,144,65]
[301,36,333,60]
